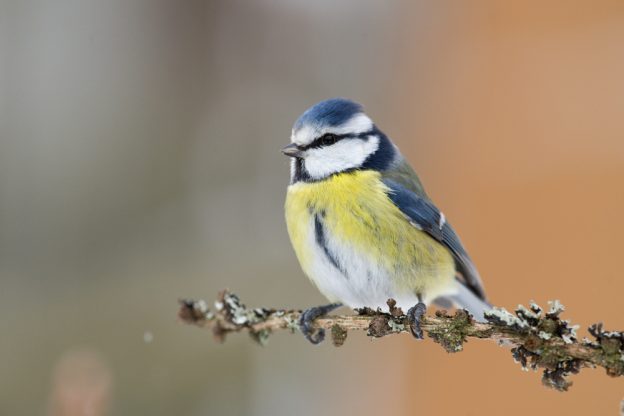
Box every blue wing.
[383,179,488,302]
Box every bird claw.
[407,302,427,340]
[299,303,342,344]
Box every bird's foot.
[407,302,427,340]
[299,303,342,344]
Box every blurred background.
[1,0,624,414]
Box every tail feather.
[448,282,492,321]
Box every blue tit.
[283,98,490,344]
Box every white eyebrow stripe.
[327,113,373,135]
[291,113,373,146]
[291,124,320,146]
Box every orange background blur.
[1,1,623,415]
[395,2,624,414]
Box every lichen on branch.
[178,290,624,391]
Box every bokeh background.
[2,1,624,415]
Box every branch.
[178,290,624,392]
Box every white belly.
[301,215,423,312]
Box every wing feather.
[382,178,487,301]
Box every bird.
[283,98,490,344]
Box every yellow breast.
[285,170,455,299]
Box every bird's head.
[283,98,397,183]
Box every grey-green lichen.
[283,314,300,333]
[330,324,348,347]
[485,301,591,391]
[250,329,271,346]
[179,291,624,392]
[484,307,529,331]
[426,309,473,353]
[547,300,565,316]
[222,292,270,326]
[179,299,215,322]
[387,319,406,333]
[587,323,624,377]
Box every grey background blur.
[1,2,407,415]
[2,1,624,415]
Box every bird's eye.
[320,134,338,146]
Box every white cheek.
[304,136,379,179]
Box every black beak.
[281,143,304,158]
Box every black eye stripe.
[299,130,374,151]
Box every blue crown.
[293,98,363,131]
